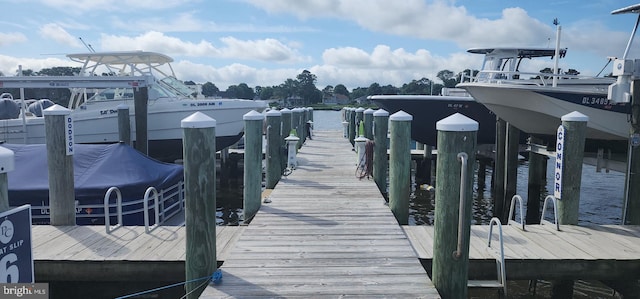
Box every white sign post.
[554,125,564,199]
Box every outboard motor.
[27,99,55,117]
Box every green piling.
[349,108,356,147]
[432,113,478,299]
[389,110,412,225]
[117,104,131,146]
[364,108,374,140]
[243,110,265,222]
[181,112,217,299]
[280,108,292,172]
[265,109,282,189]
[373,109,389,195]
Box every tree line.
[4,66,591,107]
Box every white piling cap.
[390,110,413,121]
[355,107,365,113]
[266,109,281,117]
[117,104,129,110]
[561,111,589,122]
[280,108,292,114]
[0,146,14,173]
[436,113,478,131]
[285,135,300,142]
[243,110,265,120]
[364,108,375,114]
[373,109,389,117]
[42,104,71,116]
[181,112,217,128]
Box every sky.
[1,0,640,91]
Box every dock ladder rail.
[104,187,123,234]
[467,217,507,298]
[143,187,160,233]
[540,195,560,231]
[508,195,526,231]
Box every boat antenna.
[596,56,616,77]
[612,4,640,60]
[78,37,95,53]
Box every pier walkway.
[201,130,440,298]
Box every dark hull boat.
[370,94,498,146]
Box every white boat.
[457,47,628,142]
[0,51,268,161]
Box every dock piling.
[243,110,265,222]
[265,109,282,189]
[432,113,478,299]
[363,108,374,140]
[44,105,76,226]
[181,112,217,299]
[557,111,588,225]
[117,104,131,146]
[389,110,412,225]
[133,87,148,155]
[280,108,292,172]
[373,109,389,195]
[0,146,14,213]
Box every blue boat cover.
[3,143,183,210]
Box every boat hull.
[370,95,498,145]
[0,98,267,161]
[459,83,631,141]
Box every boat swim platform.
[403,224,640,281]
[201,130,441,298]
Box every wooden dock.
[403,224,640,281]
[32,225,245,281]
[201,130,440,298]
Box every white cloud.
[0,32,27,47]
[99,31,309,63]
[39,23,83,48]
[0,54,74,76]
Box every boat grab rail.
[143,187,160,233]
[473,70,600,86]
[541,195,560,231]
[508,195,526,231]
[453,152,468,260]
[104,186,123,234]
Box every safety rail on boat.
[468,217,507,296]
[472,70,612,88]
[508,195,526,231]
[104,187,123,234]
[453,152,468,260]
[143,187,160,233]
[541,195,560,231]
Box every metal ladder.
[467,217,507,297]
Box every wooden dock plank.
[202,130,439,298]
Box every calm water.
[215,109,627,299]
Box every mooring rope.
[356,140,375,180]
[115,269,223,299]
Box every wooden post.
[389,110,412,225]
[280,108,292,172]
[355,107,364,139]
[265,109,282,189]
[503,123,520,221]
[624,79,640,224]
[243,110,265,222]
[526,136,546,224]
[493,118,506,220]
[348,108,356,147]
[133,86,148,155]
[44,105,75,226]
[432,113,478,299]
[181,112,217,299]
[363,108,374,140]
[117,104,131,146]
[557,111,588,225]
[373,109,389,195]
[0,147,14,213]
[291,108,303,149]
